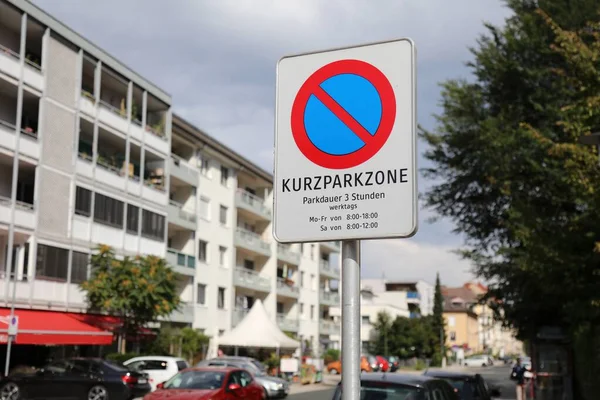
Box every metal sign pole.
[341,240,360,400]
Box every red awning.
[0,309,113,345]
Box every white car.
[124,356,190,391]
[462,355,492,367]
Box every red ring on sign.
[291,59,396,169]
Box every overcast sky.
[33,0,512,286]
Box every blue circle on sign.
[11,317,16,324]
[304,73,382,156]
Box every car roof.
[186,366,239,373]
[123,356,186,363]
[423,369,478,380]
[360,372,441,388]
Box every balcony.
[319,259,339,279]
[168,200,197,231]
[233,268,271,293]
[320,290,340,307]
[234,228,271,258]
[0,196,35,231]
[235,189,271,221]
[276,278,299,299]
[277,314,299,332]
[277,244,300,266]
[170,155,198,187]
[232,308,250,327]
[166,249,195,277]
[98,99,128,133]
[321,241,341,253]
[0,44,43,92]
[406,291,421,303]
[95,156,126,191]
[167,304,194,324]
[320,319,340,336]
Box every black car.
[332,372,459,400]
[0,358,151,400]
[423,370,501,400]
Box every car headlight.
[268,382,283,390]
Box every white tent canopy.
[215,299,300,349]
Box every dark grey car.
[197,357,289,398]
[332,372,459,400]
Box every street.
[289,388,336,400]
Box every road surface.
[289,388,335,400]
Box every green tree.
[422,1,600,396]
[430,274,445,366]
[81,245,181,351]
[370,311,393,356]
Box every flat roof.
[9,0,171,104]
[173,114,273,184]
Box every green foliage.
[431,273,445,367]
[421,1,600,341]
[81,245,181,339]
[414,359,427,371]
[105,352,143,365]
[370,311,393,356]
[265,353,280,371]
[143,326,209,362]
[324,349,341,365]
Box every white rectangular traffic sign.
[273,39,417,242]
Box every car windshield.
[334,382,420,400]
[241,362,265,376]
[250,359,267,372]
[163,370,226,390]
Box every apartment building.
[0,0,340,355]
[361,278,434,317]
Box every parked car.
[143,367,264,400]
[331,372,459,399]
[326,356,372,375]
[206,355,268,373]
[366,355,380,372]
[387,356,400,372]
[197,357,289,398]
[423,369,502,399]
[124,356,190,391]
[0,358,150,400]
[462,355,491,367]
[375,355,390,372]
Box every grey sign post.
[274,39,417,399]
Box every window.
[277,302,284,314]
[310,305,315,320]
[199,155,210,177]
[198,240,207,262]
[94,193,124,228]
[311,244,315,260]
[362,316,370,325]
[300,271,305,287]
[127,360,168,371]
[219,205,227,225]
[71,251,88,284]
[176,361,189,371]
[219,329,225,335]
[141,210,165,241]
[450,331,456,341]
[217,287,225,309]
[310,274,316,290]
[299,303,304,317]
[300,243,304,255]
[75,186,91,216]
[126,204,139,234]
[36,244,68,281]
[220,166,229,186]
[196,284,206,305]
[448,316,456,327]
[199,197,210,220]
[219,246,227,266]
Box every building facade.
[361,278,434,318]
[0,0,340,355]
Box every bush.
[414,359,426,371]
[324,349,340,364]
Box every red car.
[143,367,264,400]
[375,355,390,372]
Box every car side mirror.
[156,382,165,389]
[228,383,241,392]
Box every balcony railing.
[96,157,122,176]
[277,278,299,298]
[170,155,198,186]
[235,189,271,220]
[146,123,166,140]
[407,291,421,300]
[319,259,339,277]
[320,319,340,335]
[168,304,194,324]
[320,290,340,306]
[277,313,299,332]
[98,99,125,118]
[168,200,197,230]
[167,248,195,269]
[234,228,271,257]
[0,195,34,211]
[277,244,300,265]
[233,267,271,292]
[0,43,19,61]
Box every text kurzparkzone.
[281,168,409,192]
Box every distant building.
[362,279,435,317]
